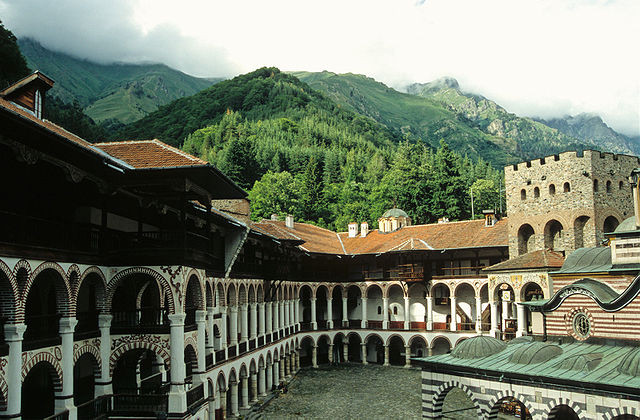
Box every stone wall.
[504,150,639,257]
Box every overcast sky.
[1,0,638,136]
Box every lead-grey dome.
[382,208,408,218]
[618,347,640,376]
[509,342,563,365]
[615,217,639,234]
[451,336,507,359]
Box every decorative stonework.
[22,348,64,391]
[110,334,171,375]
[565,307,595,341]
[161,265,184,306]
[107,267,176,314]
[73,338,102,376]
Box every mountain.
[290,71,518,167]
[538,113,640,156]
[407,77,636,157]
[18,38,221,124]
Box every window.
[606,180,612,193]
[563,182,570,192]
[593,179,599,192]
[573,312,590,339]
[520,189,526,200]
[549,184,556,196]
[34,90,42,119]
[533,187,540,198]
[619,180,624,190]
[377,306,381,315]
[393,307,398,315]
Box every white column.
[196,310,207,378]
[4,323,26,417]
[490,301,498,337]
[273,359,280,386]
[279,356,285,381]
[296,298,301,330]
[383,345,390,366]
[289,300,294,328]
[327,297,333,329]
[516,302,526,337]
[240,304,249,342]
[96,314,112,396]
[229,306,238,346]
[361,297,368,329]
[230,380,239,417]
[361,343,368,364]
[206,307,215,356]
[249,303,257,340]
[258,302,266,337]
[475,296,482,333]
[266,362,273,391]
[266,302,273,335]
[310,298,317,330]
[501,299,509,331]
[284,300,290,329]
[220,307,228,353]
[219,389,227,419]
[240,376,249,409]
[382,297,389,329]
[404,346,412,368]
[250,372,258,403]
[279,301,285,332]
[273,300,279,333]
[312,345,318,368]
[57,317,78,418]
[168,313,187,414]
[342,297,348,327]
[426,296,433,330]
[328,343,334,364]
[258,366,266,397]
[404,296,410,330]
[450,296,457,331]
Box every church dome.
[509,342,563,365]
[618,347,640,376]
[382,208,408,218]
[451,336,507,359]
[615,216,639,233]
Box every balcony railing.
[76,395,110,419]
[186,383,205,412]
[111,309,169,334]
[44,410,69,420]
[389,321,404,329]
[367,320,383,329]
[349,320,361,329]
[215,350,226,364]
[24,313,62,350]
[316,320,327,330]
[111,393,168,417]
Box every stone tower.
[504,150,640,257]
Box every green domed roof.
[615,217,639,234]
[559,353,603,372]
[509,342,563,365]
[618,347,640,376]
[382,208,408,218]
[451,336,507,359]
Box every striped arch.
[22,352,64,392]
[363,332,384,345]
[545,397,585,419]
[107,267,175,314]
[110,340,171,376]
[216,282,226,307]
[385,333,405,346]
[185,335,198,361]
[602,406,639,420]
[22,261,71,316]
[67,264,81,288]
[77,266,108,312]
[384,281,406,298]
[135,281,153,310]
[0,259,18,321]
[73,345,102,379]
[431,380,482,419]
[0,376,6,411]
[12,259,32,282]
[486,390,536,419]
[183,269,205,311]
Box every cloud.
[1,0,638,136]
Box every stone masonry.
[505,150,640,258]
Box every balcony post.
[219,307,228,357]
[265,361,273,391]
[283,299,289,330]
[273,358,280,387]
[342,297,348,327]
[361,297,368,329]
[328,343,334,364]
[258,302,265,338]
[361,342,368,365]
[426,296,433,330]
[310,298,317,330]
[475,296,482,333]
[168,313,187,414]
[240,374,249,409]
[240,303,248,343]
[4,323,26,417]
[516,301,526,337]
[249,302,257,340]
[273,299,279,334]
[295,298,301,331]
[250,371,258,403]
[295,348,300,372]
[312,345,318,368]
[258,364,266,397]
[342,342,348,363]
[279,355,285,379]
[289,299,294,330]
[383,344,390,366]
[279,300,285,333]
[196,310,207,380]
[404,345,412,368]
[219,388,227,420]
[57,317,78,419]
[404,296,410,330]
[230,379,239,417]
[96,314,113,396]
[382,297,389,329]
[450,296,457,331]
[206,307,215,359]
[326,297,333,329]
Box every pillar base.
[95,382,113,397]
[55,397,77,420]
[168,386,187,415]
[404,364,411,369]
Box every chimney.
[348,222,358,238]
[631,168,640,229]
[285,214,294,229]
[483,210,496,227]
[270,214,278,221]
[360,222,369,237]
[437,217,449,224]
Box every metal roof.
[553,247,612,274]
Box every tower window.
[593,179,599,192]
[377,306,381,315]
[520,189,526,200]
[563,182,570,192]
[549,184,556,196]
[606,180,612,193]
[619,180,624,190]
[534,187,540,198]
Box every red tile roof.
[94,140,208,169]
[255,218,508,255]
[484,249,564,272]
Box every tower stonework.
[505,150,639,258]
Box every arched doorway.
[317,335,330,365]
[408,283,427,330]
[331,286,343,328]
[409,336,427,359]
[184,275,203,330]
[365,335,384,364]
[495,283,516,339]
[493,396,532,419]
[431,337,451,355]
[366,285,383,329]
[112,349,166,394]
[520,283,543,335]
[24,268,69,349]
[604,215,620,233]
[454,283,475,331]
[22,361,60,419]
[347,333,362,362]
[517,224,535,255]
[184,344,197,384]
[431,284,450,330]
[573,215,591,249]
[73,353,99,405]
[548,404,579,420]
[544,220,564,251]
[299,336,314,367]
[111,273,164,330]
[346,285,362,327]
[439,386,479,418]
[388,335,405,366]
[299,286,312,330]
[75,272,105,338]
[333,333,345,363]
[315,286,329,329]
